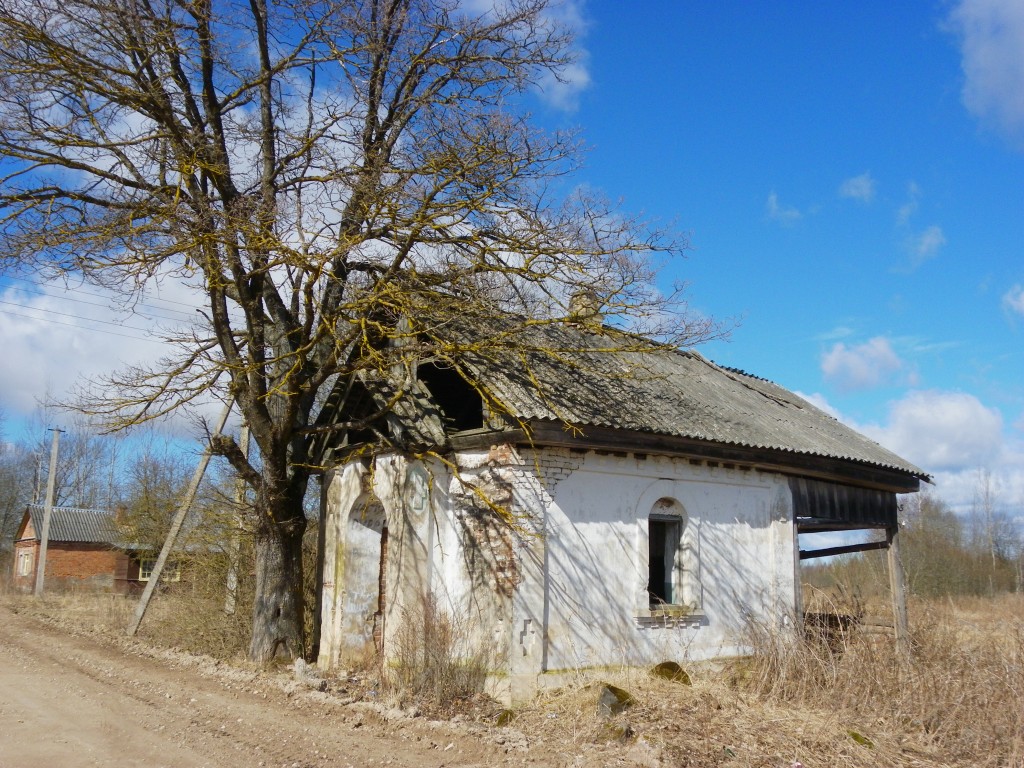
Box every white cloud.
[948,0,1024,146]
[1002,284,1024,315]
[0,278,218,436]
[892,186,944,271]
[821,337,903,391]
[538,59,591,111]
[813,325,855,342]
[906,224,946,266]
[455,0,592,111]
[863,390,1004,472]
[524,0,592,111]
[792,390,842,419]
[838,172,876,203]
[765,191,801,224]
[896,181,921,224]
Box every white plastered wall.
[317,452,519,682]
[529,449,798,676]
[318,446,799,700]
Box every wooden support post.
[792,516,803,624]
[887,524,910,660]
[127,399,233,636]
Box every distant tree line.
[0,409,322,657]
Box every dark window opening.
[418,362,484,431]
[374,525,388,656]
[346,425,377,446]
[648,517,681,607]
[340,380,382,447]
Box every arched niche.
[633,481,701,616]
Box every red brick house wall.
[12,539,38,591]
[11,507,185,595]
[12,539,132,592]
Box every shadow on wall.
[537,469,791,672]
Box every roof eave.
[505,420,925,494]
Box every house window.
[139,557,181,583]
[648,516,681,606]
[17,550,34,577]
[646,498,699,612]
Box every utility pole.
[33,451,43,505]
[33,427,64,596]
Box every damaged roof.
[449,320,929,482]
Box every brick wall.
[12,541,126,592]
[458,507,520,597]
[445,445,589,603]
[12,540,38,591]
[522,447,586,497]
[48,543,120,585]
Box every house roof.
[442,319,929,483]
[20,504,206,552]
[23,504,119,544]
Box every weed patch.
[387,594,493,716]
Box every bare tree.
[0,414,35,570]
[0,0,718,660]
[969,468,1021,591]
[116,436,191,547]
[22,408,121,509]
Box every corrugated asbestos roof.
[450,320,929,481]
[25,504,119,544]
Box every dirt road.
[0,604,514,768]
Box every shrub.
[388,593,492,714]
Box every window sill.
[636,607,705,629]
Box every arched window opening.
[647,498,698,611]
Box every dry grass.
[503,668,924,768]
[3,586,253,660]
[498,595,1024,767]
[385,594,495,716]
[135,593,254,658]
[742,594,1024,767]
[7,591,136,635]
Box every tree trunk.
[249,506,306,662]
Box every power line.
[0,298,160,333]
[0,274,200,315]
[0,306,168,343]
[0,284,195,325]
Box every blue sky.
[532,0,1024,511]
[1,1,1022,513]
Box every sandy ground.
[0,603,523,768]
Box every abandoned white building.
[315,320,928,700]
